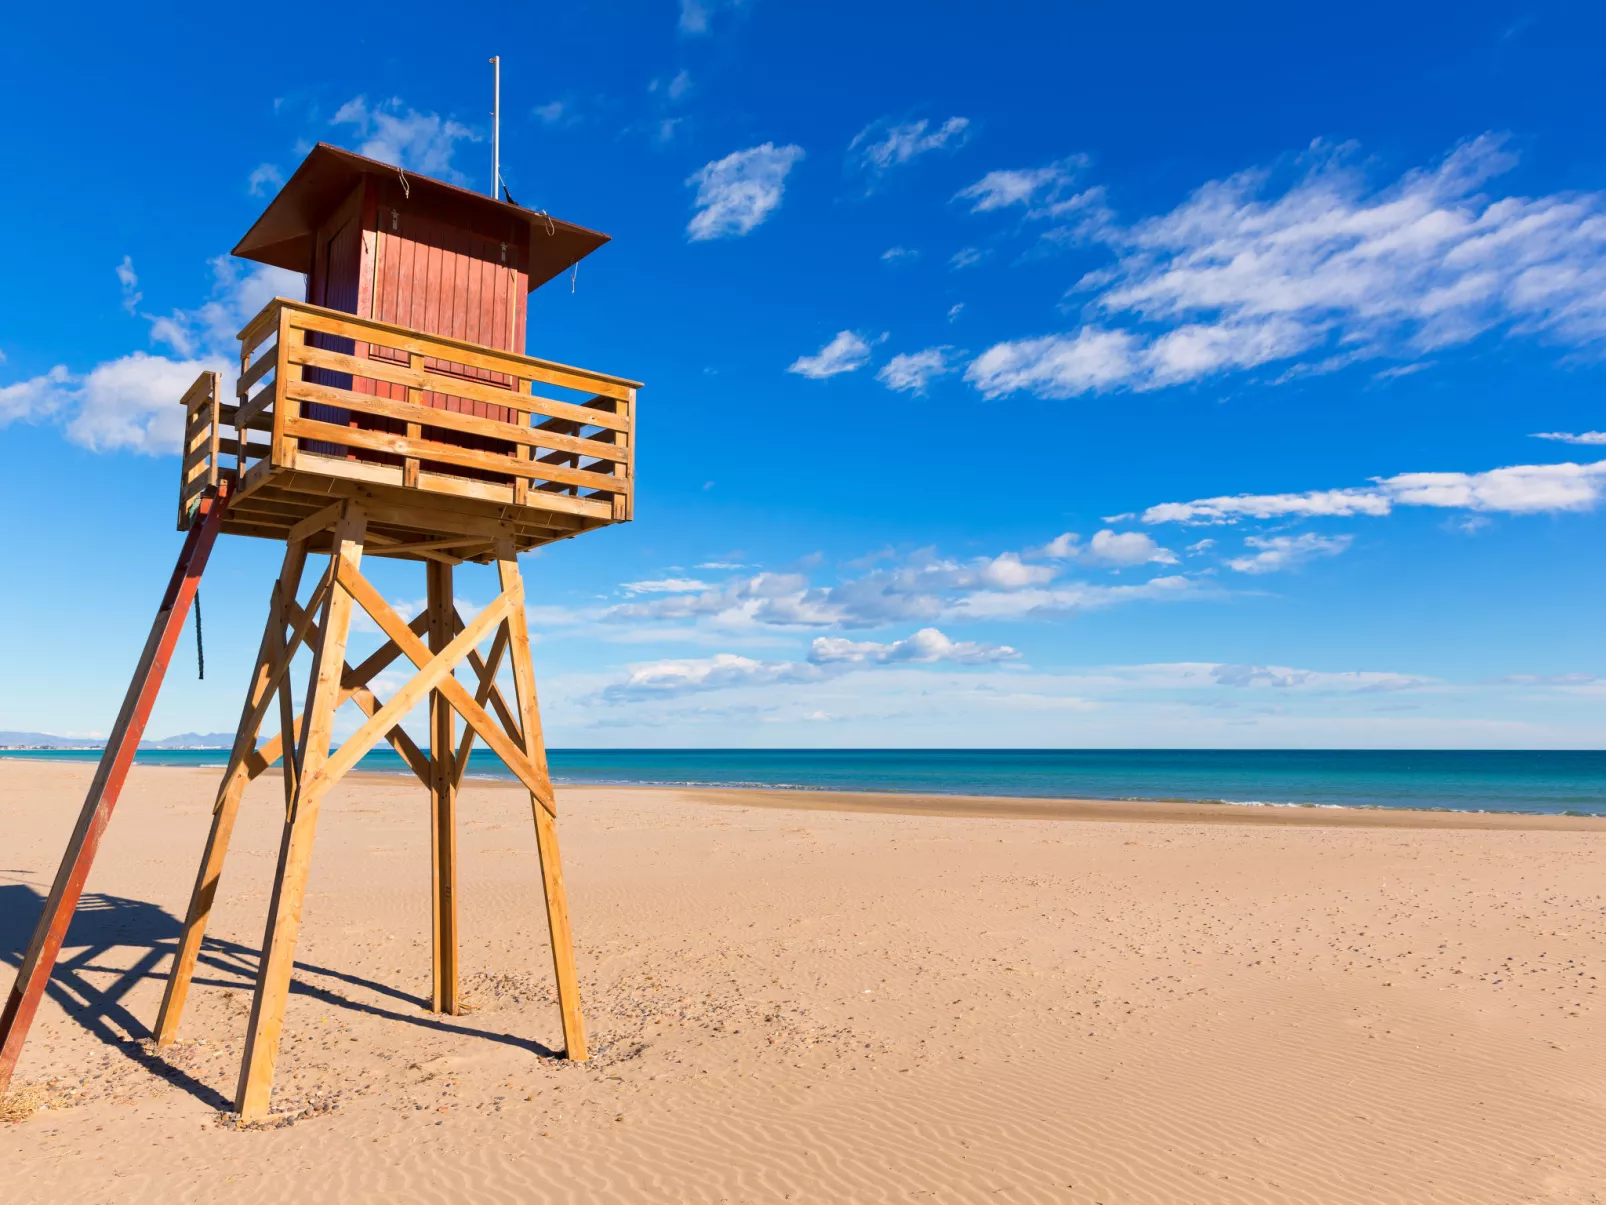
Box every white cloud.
[1205,662,1422,692]
[949,247,989,270]
[0,365,72,425]
[116,256,142,314]
[1532,430,1606,445]
[1,254,304,455]
[602,626,1018,701]
[850,117,970,176]
[947,302,964,322]
[331,96,479,180]
[974,552,1057,589]
[877,347,956,394]
[600,543,1203,636]
[1226,533,1353,574]
[1144,488,1392,525]
[810,627,1018,666]
[71,352,231,453]
[1146,459,1606,524]
[881,246,919,263]
[1024,530,1177,566]
[622,578,712,595]
[968,135,1606,398]
[955,155,1090,215]
[964,328,1139,399]
[686,143,805,241]
[606,653,823,699]
[247,163,284,196]
[788,331,874,379]
[1086,529,1178,567]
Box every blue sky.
[4,0,1606,748]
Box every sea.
[5,747,1606,816]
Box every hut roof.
[233,142,610,291]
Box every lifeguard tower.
[0,143,638,1121]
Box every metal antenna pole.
[490,55,501,200]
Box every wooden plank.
[236,297,285,353]
[284,415,623,492]
[333,564,554,811]
[234,503,367,1121]
[285,500,346,545]
[291,341,520,414]
[270,307,296,470]
[239,346,278,394]
[284,363,628,436]
[284,374,626,457]
[309,580,513,795]
[461,634,525,753]
[452,622,509,790]
[286,300,641,394]
[1,488,229,1094]
[155,543,306,1049]
[404,350,423,490]
[427,561,459,1015]
[495,540,588,1060]
[342,608,431,691]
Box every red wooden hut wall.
[302,175,533,471]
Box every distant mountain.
[0,731,103,749]
[0,731,235,750]
[142,733,236,749]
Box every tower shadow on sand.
[0,882,559,1110]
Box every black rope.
[195,589,205,680]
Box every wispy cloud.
[949,247,989,270]
[331,96,480,180]
[955,155,1093,216]
[810,627,1017,665]
[1533,430,1606,445]
[1226,533,1353,574]
[686,143,805,241]
[602,626,1016,700]
[967,135,1606,398]
[881,245,919,264]
[116,256,142,314]
[788,330,876,379]
[246,163,284,196]
[0,255,302,455]
[850,116,970,179]
[877,347,957,394]
[601,543,1200,636]
[1144,459,1606,524]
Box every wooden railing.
[216,297,637,523]
[176,371,223,530]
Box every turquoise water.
[6,747,1606,815]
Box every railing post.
[272,303,298,471]
[512,378,530,506]
[404,351,424,490]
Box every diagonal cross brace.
[335,563,556,816]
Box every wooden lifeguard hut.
[0,143,638,1121]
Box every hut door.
[304,218,363,455]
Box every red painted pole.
[0,484,229,1096]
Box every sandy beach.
[2,759,1604,1203]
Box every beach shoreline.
[7,754,1605,827]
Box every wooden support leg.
[154,542,308,1048]
[234,505,367,1120]
[427,560,460,1015]
[495,541,588,1060]
[0,488,228,1097]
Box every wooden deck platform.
[178,297,639,562]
